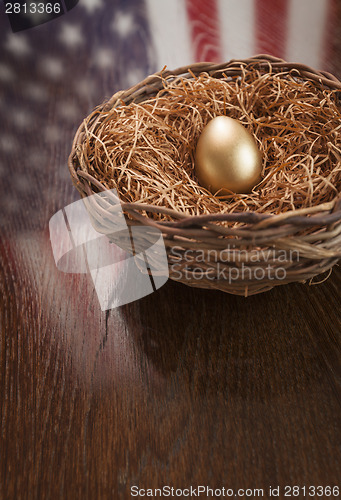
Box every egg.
[195,116,262,195]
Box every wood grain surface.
[0,2,340,499]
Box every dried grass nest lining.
[83,67,341,218]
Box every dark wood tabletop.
[0,1,340,499]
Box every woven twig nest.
[68,55,341,296]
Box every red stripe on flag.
[186,0,222,62]
[322,0,340,76]
[255,0,288,59]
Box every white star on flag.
[81,0,103,15]
[5,33,31,56]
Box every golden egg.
[195,116,262,195]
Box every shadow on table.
[118,274,333,401]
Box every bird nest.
[69,55,341,296]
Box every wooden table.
[0,1,340,499]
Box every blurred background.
[0,0,340,233]
[1,2,340,497]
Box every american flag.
[147,0,339,72]
[0,0,339,379]
[0,0,340,230]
